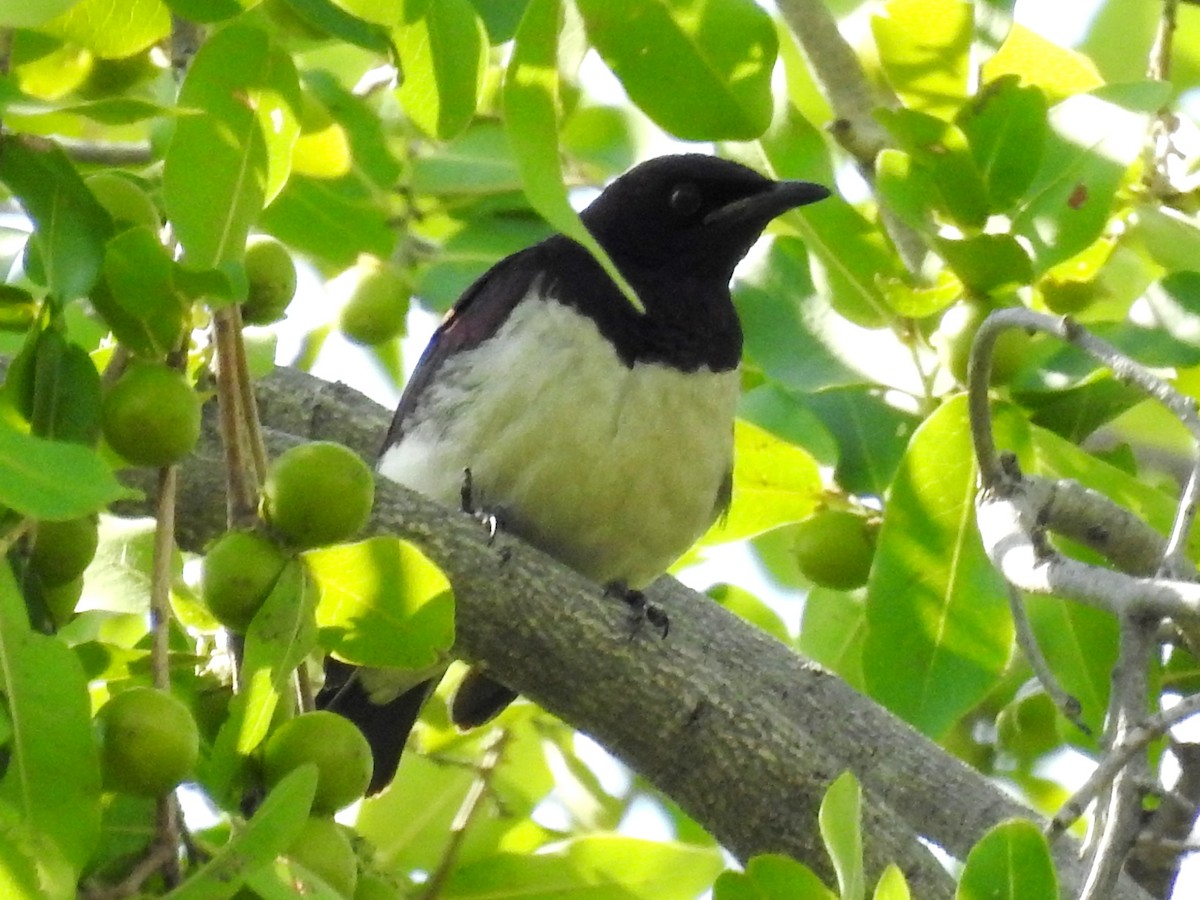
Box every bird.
[318,153,830,794]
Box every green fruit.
[41,575,84,626]
[1039,277,1104,315]
[933,302,1030,386]
[262,711,373,814]
[201,530,289,632]
[334,259,409,346]
[85,172,160,232]
[262,442,374,548]
[287,817,358,896]
[102,363,202,467]
[997,692,1062,760]
[95,687,199,796]
[242,236,298,325]
[29,516,99,587]
[792,510,877,591]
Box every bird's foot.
[461,467,505,545]
[608,582,669,639]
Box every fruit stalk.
[211,306,260,527]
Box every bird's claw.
[461,467,504,546]
[609,584,669,639]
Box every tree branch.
[115,367,1154,900]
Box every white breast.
[378,295,739,588]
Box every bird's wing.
[379,245,546,454]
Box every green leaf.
[504,0,642,312]
[41,0,171,58]
[562,104,637,175]
[756,111,895,328]
[333,0,401,24]
[872,0,973,121]
[9,327,102,445]
[876,108,989,230]
[410,122,521,195]
[0,0,79,27]
[0,420,135,519]
[441,833,723,899]
[576,0,775,140]
[734,240,865,393]
[863,396,1023,737]
[707,583,789,643]
[358,711,555,871]
[468,0,531,42]
[1017,372,1142,443]
[303,69,402,190]
[875,148,936,233]
[0,802,45,900]
[934,233,1033,293]
[93,226,188,357]
[819,772,865,900]
[793,197,896,328]
[164,25,300,269]
[1013,81,1170,273]
[804,387,919,498]
[1029,602,1143,748]
[880,269,962,318]
[259,176,396,268]
[982,23,1102,104]
[1031,423,1190,557]
[957,76,1047,213]
[874,864,912,900]
[739,384,837,468]
[799,587,865,689]
[702,419,823,546]
[201,562,316,803]
[1130,203,1200,274]
[83,516,181,615]
[273,0,395,52]
[165,765,317,900]
[0,133,113,302]
[956,819,1057,900]
[714,853,836,900]
[0,563,102,873]
[305,536,454,668]
[394,0,487,140]
[416,211,551,311]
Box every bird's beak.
[703,180,831,227]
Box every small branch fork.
[968,308,1200,898]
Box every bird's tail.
[318,659,437,795]
[451,669,519,729]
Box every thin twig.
[80,839,177,900]
[229,302,269,481]
[55,139,154,167]
[970,310,1200,488]
[1143,0,1180,199]
[1007,583,1086,732]
[212,308,258,527]
[1080,615,1157,899]
[295,665,316,714]
[774,0,926,274]
[155,794,183,887]
[418,731,509,900]
[1048,692,1200,840]
[150,465,178,691]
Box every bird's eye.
[668,182,703,218]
